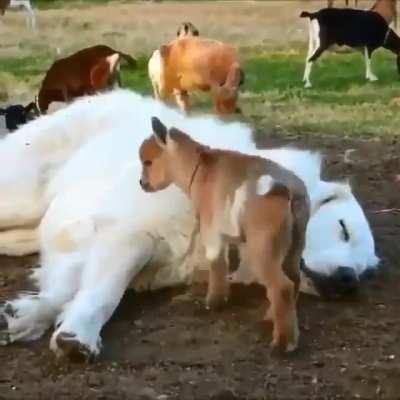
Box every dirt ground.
[0,133,398,400]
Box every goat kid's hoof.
[304,82,312,89]
[270,338,298,355]
[52,332,96,363]
[205,294,229,311]
[367,76,378,82]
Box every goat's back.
[312,8,389,47]
[40,45,118,90]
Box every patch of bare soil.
[0,135,399,400]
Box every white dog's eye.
[339,219,350,242]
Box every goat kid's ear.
[151,116,168,147]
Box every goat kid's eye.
[144,160,152,167]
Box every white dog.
[0,90,379,360]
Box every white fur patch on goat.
[256,174,275,196]
[148,49,165,99]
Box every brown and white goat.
[177,21,199,38]
[371,0,397,28]
[147,37,244,115]
[36,45,136,113]
[139,117,310,352]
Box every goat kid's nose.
[333,266,359,291]
[139,179,151,192]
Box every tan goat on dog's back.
[148,37,244,115]
[139,117,310,352]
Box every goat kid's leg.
[173,89,190,114]
[202,228,229,310]
[205,248,230,311]
[0,253,83,346]
[247,235,298,353]
[365,47,378,81]
[50,232,155,361]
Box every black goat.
[300,8,400,87]
[0,102,38,132]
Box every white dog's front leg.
[50,231,155,361]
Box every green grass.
[2,48,400,137]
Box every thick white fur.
[0,90,379,358]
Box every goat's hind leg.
[251,242,298,353]
[303,20,316,86]
[365,47,378,82]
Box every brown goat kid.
[139,117,310,352]
[154,37,244,115]
[37,45,136,113]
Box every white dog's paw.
[50,330,101,362]
[0,299,53,344]
[0,308,10,346]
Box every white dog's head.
[299,180,379,297]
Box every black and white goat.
[0,102,38,132]
[301,8,400,88]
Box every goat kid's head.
[177,22,199,38]
[139,117,201,193]
[214,64,243,115]
[139,117,175,192]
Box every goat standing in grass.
[0,0,36,30]
[147,37,244,115]
[301,8,400,87]
[36,45,136,113]
[139,117,310,353]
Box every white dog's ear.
[151,116,168,148]
[311,181,352,214]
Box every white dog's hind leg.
[0,253,83,345]
[50,231,155,360]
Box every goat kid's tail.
[300,11,314,19]
[117,52,137,68]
